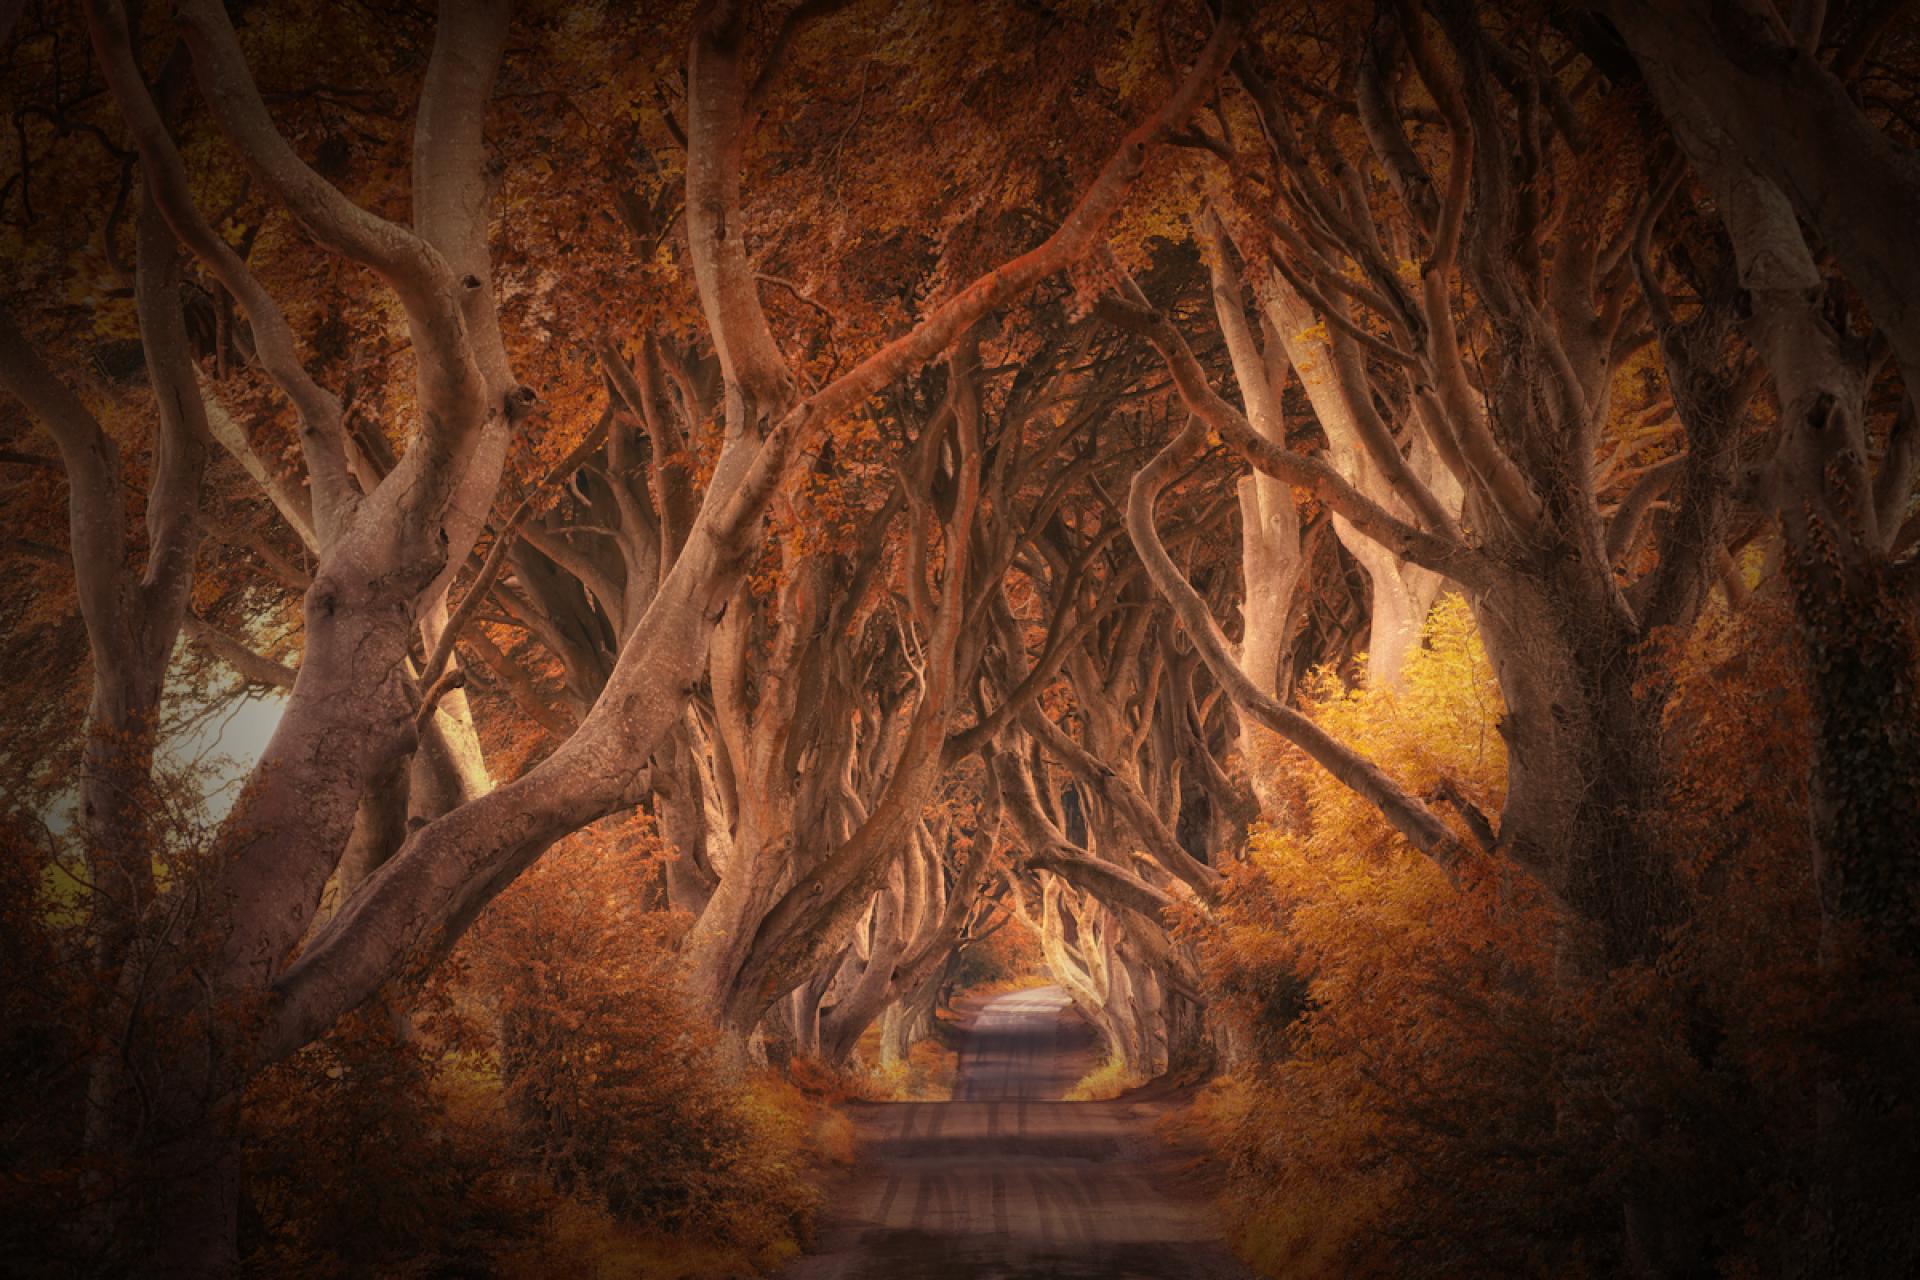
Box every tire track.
[774,986,1253,1279]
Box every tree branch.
[1098,297,1486,586]
[184,615,297,690]
[1126,414,1477,882]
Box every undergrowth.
[1064,1056,1145,1102]
[855,1025,962,1102]
[1191,595,1920,1277]
[237,814,840,1279]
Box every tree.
[0,0,1245,1266]
[6,1,1917,1272]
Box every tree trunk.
[877,1000,916,1072]
[1469,577,1679,969]
[818,884,906,1065]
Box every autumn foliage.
[1189,596,1920,1277]
[4,0,1920,1275]
[230,813,830,1278]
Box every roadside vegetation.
[4,1,1917,1275]
[1177,595,1909,1277]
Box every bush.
[240,991,522,1279]
[948,917,1046,995]
[462,812,820,1260]
[1198,595,1920,1277]
[234,810,829,1277]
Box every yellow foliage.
[1202,597,1570,1275]
[851,1026,962,1103]
[1063,1056,1145,1102]
[1289,594,1506,860]
[1198,591,1900,1277]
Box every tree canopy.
[2,0,1918,1275]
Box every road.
[778,986,1254,1279]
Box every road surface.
[778,986,1254,1279]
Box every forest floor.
[775,987,1254,1279]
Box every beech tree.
[0,0,1243,1266]
[1090,1,1910,1265]
[5,0,1916,1274]
[1605,0,1920,966]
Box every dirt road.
[777,987,1254,1279]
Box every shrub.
[234,810,830,1277]
[462,813,820,1259]
[240,991,520,1279]
[1197,595,1918,1276]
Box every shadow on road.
[776,987,1252,1280]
